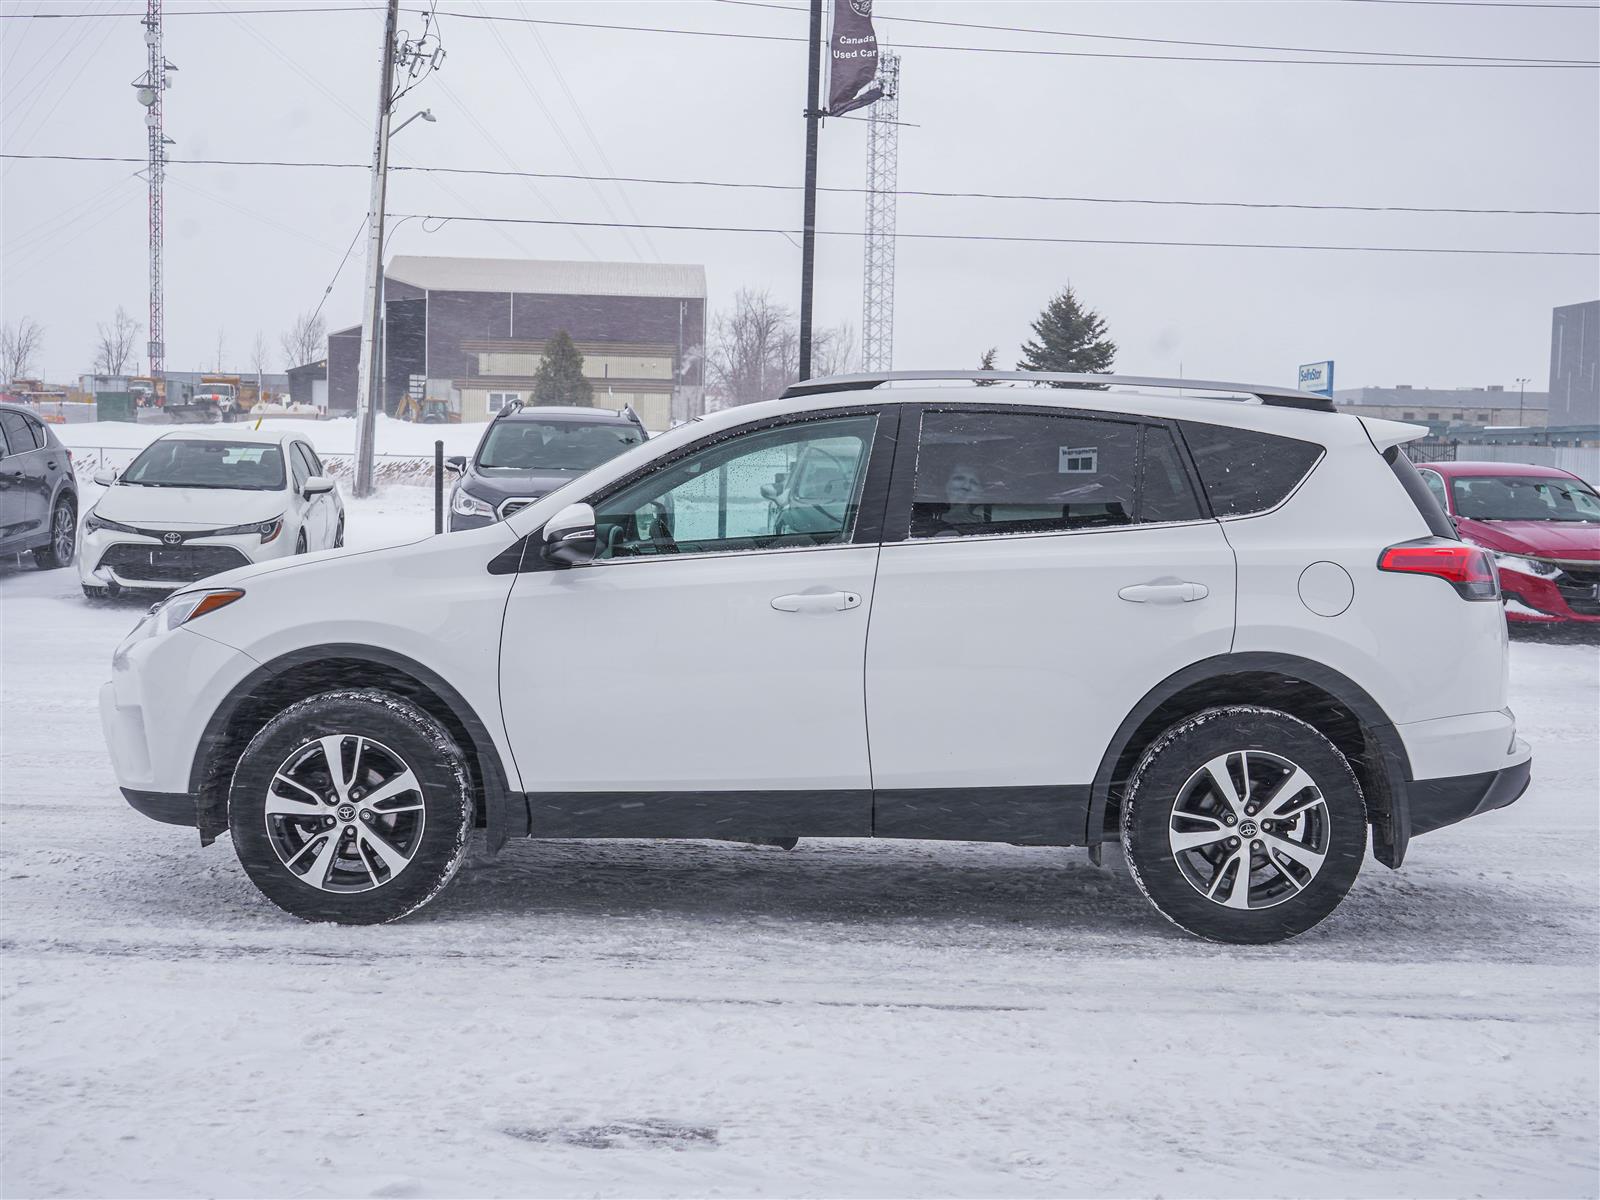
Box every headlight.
[1494,554,1560,579]
[84,511,138,535]
[113,588,246,667]
[212,515,284,543]
[451,487,495,518]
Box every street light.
[388,108,436,140]
[1514,376,1531,425]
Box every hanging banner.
[827,0,883,116]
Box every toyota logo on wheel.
[162,531,181,546]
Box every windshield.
[477,419,642,471]
[1451,474,1600,523]
[197,383,235,396]
[121,439,286,491]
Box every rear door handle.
[1118,581,1209,604]
[771,590,862,613]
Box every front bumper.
[1499,565,1600,624]
[80,527,290,592]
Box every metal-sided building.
[330,255,707,431]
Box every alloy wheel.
[53,503,74,563]
[264,734,427,893]
[1167,749,1331,910]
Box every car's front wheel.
[1121,706,1367,944]
[229,689,474,923]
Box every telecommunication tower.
[133,0,175,385]
[861,50,900,373]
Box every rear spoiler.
[1360,416,1429,453]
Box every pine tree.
[1017,286,1116,388]
[977,346,999,385]
[532,330,594,407]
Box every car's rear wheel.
[294,529,307,554]
[1121,706,1366,944]
[33,496,75,569]
[333,515,345,548]
[229,689,474,924]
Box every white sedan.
[79,427,344,599]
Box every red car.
[1416,461,1600,625]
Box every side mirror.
[93,468,116,487]
[542,501,596,567]
[445,455,467,473]
[303,475,335,497]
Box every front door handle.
[771,590,862,613]
[1118,581,1209,604]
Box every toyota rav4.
[99,372,1532,942]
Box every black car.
[447,404,648,530]
[0,401,78,569]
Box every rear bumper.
[1404,755,1531,837]
[121,788,197,826]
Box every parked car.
[79,427,344,599]
[101,371,1530,942]
[1416,461,1600,626]
[0,401,77,570]
[446,403,647,530]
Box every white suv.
[99,372,1531,942]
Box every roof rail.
[780,370,1336,413]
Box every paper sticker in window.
[1059,446,1098,474]
[224,448,266,463]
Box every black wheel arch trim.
[187,643,523,851]
[1085,652,1416,867]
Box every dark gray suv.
[0,401,78,570]
[446,404,648,531]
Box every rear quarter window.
[1177,421,1323,516]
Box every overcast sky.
[3,0,1597,394]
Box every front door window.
[594,414,878,559]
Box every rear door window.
[907,410,1205,539]
[1177,421,1323,516]
[0,412,37,454]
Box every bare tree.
[250,330,273,378]
[93,307,142,376]
[280,311,327,369]
[0,317,44,385]
[706,289,794,409]
[706,291,859,409]
[811,320,859,379]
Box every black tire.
[32,496,76,569]
[334,515,345,548]
[82,583,117,601]
[294,529,308,554]
[229,689,474,924]
[1121,706,1366,945]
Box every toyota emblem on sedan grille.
[162,531,182,545]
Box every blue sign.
[1298,360,1334,397]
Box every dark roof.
[500,405,636,423]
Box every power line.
[710,0,1597,64]
[4,3,1593,67]
[427,8,1598,69]
[385,211,1597,256]
[8,153,1596,217]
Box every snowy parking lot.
[2,486,1597,1199]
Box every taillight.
[1378,538,1499,601]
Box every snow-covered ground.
[2,487,1597,1199]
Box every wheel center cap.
[1238,820,1258,838]
[337,803,355,821]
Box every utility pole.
[797,0,823,383]
[353,0,400,499]
[861,51,900,373]
[134,0,173,400]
